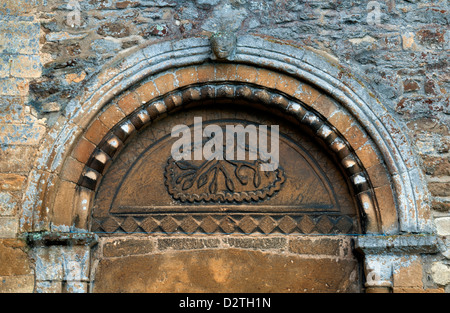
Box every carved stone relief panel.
[91,102,360,235]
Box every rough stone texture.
[0,217,18,238]
[102,238,155,257]
[0,275,34,293]
[158,238,221,251]
[289,237,348,256]
[0,239,34,292]
[431,262,450,286]
[0,239,32,276]
[225,237,287,250]
[393,257,424,288]
[435,217,450,236]
[0,0,448,293]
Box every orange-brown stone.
[93,248,360,293]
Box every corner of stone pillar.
[354,234,439,294]
[24,231,98,293]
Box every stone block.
[32,245,91,282]
[429,182,450,197]
[63,281,88,293]
[393,257,423,288]
[403,79,420,92]
[103,238,155,257]
[65,71,87,84]
[60,156,85,183]
[32,246,65,281]
[154,73,176,95]
[310,95,340,119]
[0,217,17,238]
[432,199,450,212]
[0,0,36,15]
[93,249,360,292]
[0,123,46,145]
[0,54,10,77]
[72,187,94,230]
[343,123,369,152]
[224,237,286,250]
[236,64,258,84]
[0,173,26,191]
[356,142,381,169]
[289,238,344,256]
[275,74,300,96]
[91,39,122,55]
[117,92,141,116]
[0,78,29,96]
[0,96,25,122]
[35,281,62,293]
[97,22,130,38]
[393,287,445,293]
[214,64,237,82]
[431,262,450,286]
[327,110,355,136]
[374,185,398,232]
[0,191,19,216]
[435,217,450,236]
[84,119,110,145]
[366,163,391,188]
[0,22,40,55]
[294,83,322,106]
[0,275,34,293]
[0,239,32,276]
[51,180,76,227]
[135,81,159,105]
[256,68,278,89]
[157,238,220,251]
[71,137,96,164]
[197,64,215,83]
[98,104,126,130]
[422,155,450,176]
[175,67,199,88]
[10,55,42,78]
[61,246,91,281]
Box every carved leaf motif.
[253,166,261,188]
[197,171,208,188]
[209,167,218,194]
[165,156,285,203]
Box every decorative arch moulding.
[78,82,382,233]
[22,35,433,236]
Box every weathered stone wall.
[0,0,449,292]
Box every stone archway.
[89,95,365,292]
[83,72,371,292]
[22,35,437,293]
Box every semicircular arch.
[21,36,432,235]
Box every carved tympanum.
[91,106,360,235]
[165,151,286,203]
